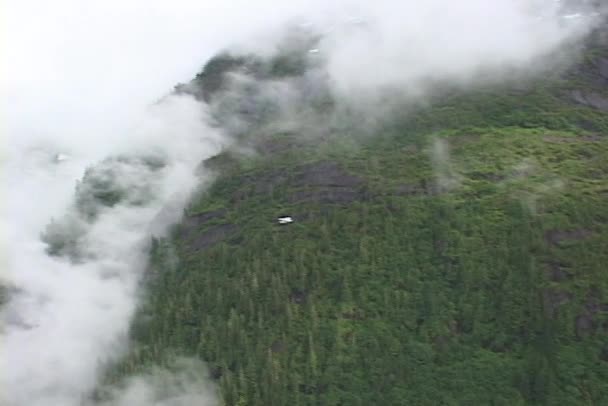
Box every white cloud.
[321,0,596,97]
[1,94,224,406]
[97,358,218,406]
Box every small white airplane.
[562,13,583,19]
[53,153,70,163]
[277,216,294,225]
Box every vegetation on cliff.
[103,23,608,405]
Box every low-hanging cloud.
[320,0,599,97]
[96,358,218,406]
[202,0,603,138]
[2,1,604,405]
[1,95,225,406]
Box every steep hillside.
[105,22,608,405]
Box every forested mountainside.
[100,22,608,405]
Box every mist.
[2,94,225,406]
[96,358,217,406]
[1,0,602,405]
[321,0,596,97]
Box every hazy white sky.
[2,0,595,153]
[3,0,314,154]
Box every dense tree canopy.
[101,22,608,405]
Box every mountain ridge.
[94,19,608,405]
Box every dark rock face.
[190,223,240,251]
[253,172,290,195]
[288,188,363,204]
[546,261,574,282]
[209,366,223,381]
[394,183,424,196]
[285,161,366,204]
[289,288,308,304]
[564,22,608,109]
[270,340,285,353]
[292,161,363,188]
[568,52,608,88]
[199,153,241,174]
[600,346,608,362]
[569,90,608,112]
[576,314,595,338]
[596,57,608,81]
[255,137,305,156]
[544,228,593,246]
[181,209,240,251]
[182,209,227,231]
[575,289,608,338]
[230,160,366,205]
[543,288,573,318]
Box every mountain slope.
[107,22,608,405]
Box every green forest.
[100,24,608,405]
